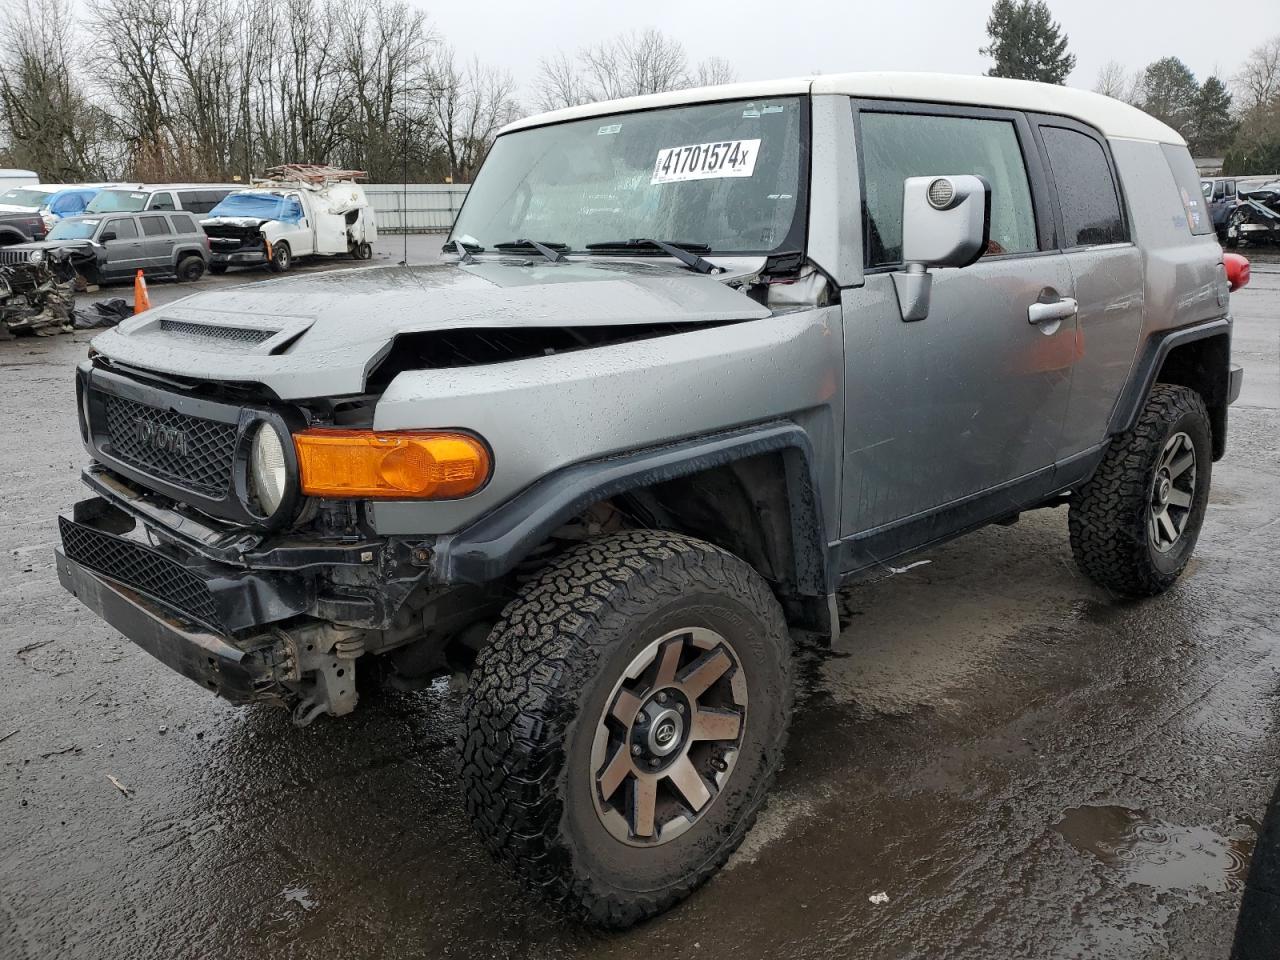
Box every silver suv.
[3,211,210,282]
[54,73,1245,927]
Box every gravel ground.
[1,249,1278,960]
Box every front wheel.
[266,241,291,273]
[1069,384,1212,597]
[176,255,204,282]
[460,530,792,928]
[352,241,373,260]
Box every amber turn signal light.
[294,429,491,500]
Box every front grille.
[60,515,221,630]
[0,249,33,266]
[159,319,275,347]
[103,394,237,496]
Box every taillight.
[1224,252,1250,292]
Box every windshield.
[47,219,99,240]
[85,189,150,213]
[450,97,808,255]
[0,188,53,208]
[209,193,303,222]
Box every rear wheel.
[1069,384,1212,597]
[460,530,792,927]
[267,241,291,273]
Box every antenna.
[400,29,409,267]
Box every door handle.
[1028,297,1077,325]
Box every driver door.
[838,103,1078,563]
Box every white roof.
[501,72,1183,145]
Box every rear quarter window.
[1039,125,1127,247]
[1160,144,1214,236]
[170,214,198,233]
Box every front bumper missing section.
[55,546,280,704]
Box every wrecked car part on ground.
[0,249,79,337]
[56,75,1243,927]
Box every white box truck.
[200,166,377,274]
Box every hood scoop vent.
[159,318,277,349]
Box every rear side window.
[860,111,1038,267]
[1040,126,1127,247]
[140,216,170,236]
[1160,144,1214,236]
[170,214,197,233]
[180,190,212,213]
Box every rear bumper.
[55,546,278,704]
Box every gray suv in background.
[2,211,209,282]
[54,73,1245,927]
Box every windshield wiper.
[584,238,721,275]
[493,238,568,263]
[446,239,479,263]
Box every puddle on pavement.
[1054,804,1252,894]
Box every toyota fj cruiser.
[55,73,1246,927]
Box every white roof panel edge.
[500,72,1184,146]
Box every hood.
[91,259,772,399]
[202,216,274,228]
[8,238,94,252]
[0,203,40,214]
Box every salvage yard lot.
[1,251,1279,959]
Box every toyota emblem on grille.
[134,417,190,457]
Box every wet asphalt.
[1,244,1278,959]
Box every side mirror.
[893,175,992,321]
[100,231,117,242]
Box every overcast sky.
[422,0,1278,102]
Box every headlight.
[27,249,44,264]
[250,422,288,515]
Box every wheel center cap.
[645,707,684,757]
[1155,474,1172,506]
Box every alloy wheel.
[1149,431,1196,553]
[590,627,747,846]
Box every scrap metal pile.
[1229,180,1280,247]
[0,250,77,338]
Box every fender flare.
[0,227,29,246]
[432,421,831,599]
[1108,317,1231,436]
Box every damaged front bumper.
[54,476,442,723]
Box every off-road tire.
[1069,383,1212,597]
[267,241,291,273]
[459,530,792,928]
[176,255,204,282]
[208,262,228,275]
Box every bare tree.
[534,28,735,114]
[694,57,737,88]
[430,48,519,182]
[0,0,118,179]
[1234,36,1280,113]
[534,51,589,111]
[1094,60,1140,104]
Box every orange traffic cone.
[133,269,151,314]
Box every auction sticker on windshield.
[651,139,760,184]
